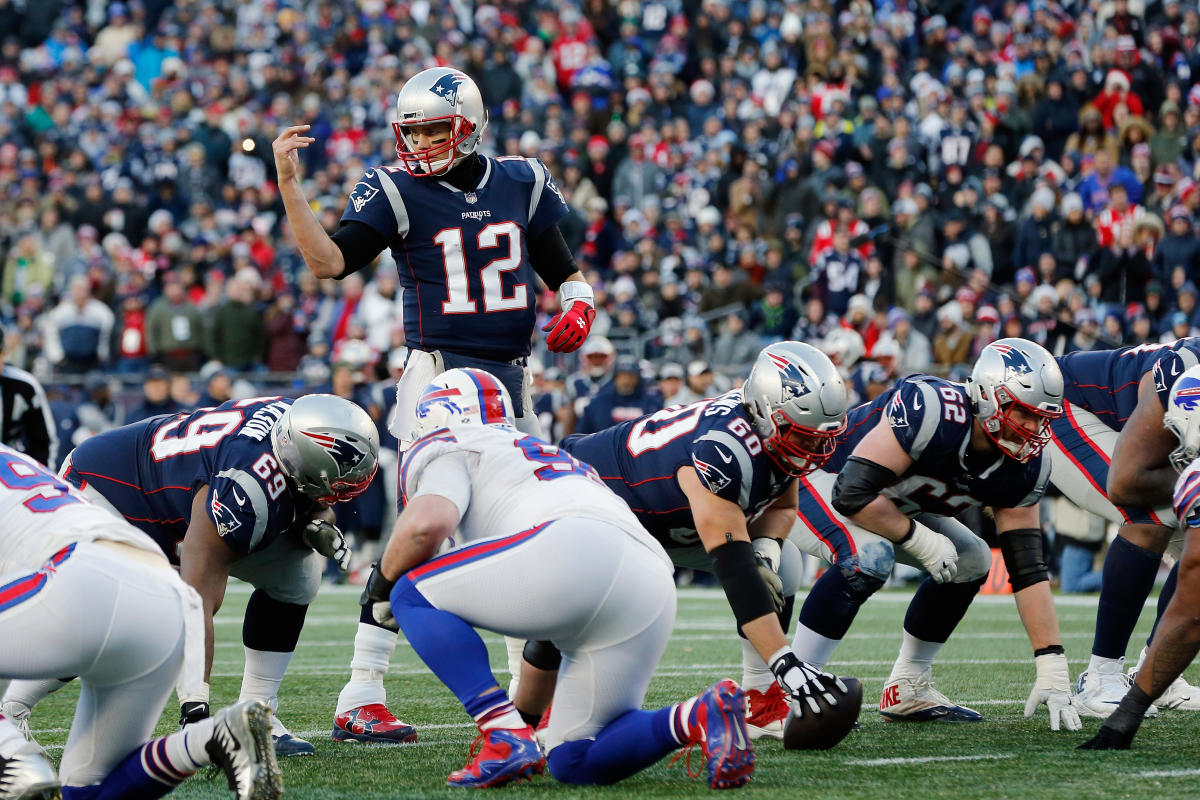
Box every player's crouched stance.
[361,368,754,789]
[0,446,280,800]
[1082,365,1200,749]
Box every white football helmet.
[820,327,866,371]
[392,66,488,177]
[964,338,1064,463]
[270,395,380,504]
[415,368,515,436]
[742,341,849,476]
[1163,364,1200,472]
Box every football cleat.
[269,714,315,757]
[1129,648,1200,710]
[1075,660,1158,720]
[685,679,755,789]
[206,701,283,800]
[447,727,545,788]
[0,744,59,800]
[0,702,45,757]
[332,704,418,744]
[879,673,982,722]
[744,683,788,741]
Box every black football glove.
[771,650,848,716]
[303,518,352,571]
[179,701,211,727]
[360,563,398,632]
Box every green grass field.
[27,583,1200,799]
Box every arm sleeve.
[528,224,578,291]
[331,221,389,279]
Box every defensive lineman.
[785,339,1081,729]
[272,65,597,743]
[0,443,280,800]
[361,368,754,788]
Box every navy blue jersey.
[1059,338,1200,430]
[61,398,314,562]
[341,156,569,362]
[560,391,794,546]
[831,375,1050,515]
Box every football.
[781,677,863,751]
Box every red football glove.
[542,301,595,353]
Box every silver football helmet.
[964,338,1064,463]
[392,66,488,177]
[820,327,865,371]
[415,368,515,436]
[1162,364,1200,472]
[270,394,380,504]
[743,341,849,476]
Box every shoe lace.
[669,743,705,780]
[758,686,790,720]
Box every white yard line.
[1135,769,1200,778]
[846,754,1015,767]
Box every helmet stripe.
[464,369,507,424]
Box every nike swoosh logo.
[912,396,922,411]
[731,719,748,750]
[1172,361,1182,376]
[232,488,246,506]
[715,447,733,464]
[363,169,374,180]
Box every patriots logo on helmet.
[990,343,1034,385]
[692,456,732,494]
[766,352,812,401]
[211,494,242,538]
[302,431,368,472]
[429,72,466,104]
[1174,376,1200,411]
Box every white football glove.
[898,521,959,583]
[303,518,352,572]
[752,538,786,613]
[770,649,848,716]
[1024,651,1082,731]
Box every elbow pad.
[832,456,898,517]
[998,528,1049,591]
[710,540,778,628]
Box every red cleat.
[332,704,418,744]
[744,683,789,741]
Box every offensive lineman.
[272,65,597,743]
[361,368,755,789]
[553,342,857,740]
[2,395,379,757]
[0,444,280,800]
[783,339,1081,730]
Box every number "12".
[436,221,528,314]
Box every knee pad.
[854,539,896,584]
[955,535,994,583]
[839,565,886,600]
[777,538,805,597]
[523,640,563,671]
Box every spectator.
[208,273,265,371]
[197,366,233,408]
[673,360,718,406]
[145,271,206,372]
[712,311,761,374]
[42,276,114,374]
[1014,187,1058,274]
[576,357,662,434]
[126,366,186,423]
[656,362,686,407]
[3,233,54,314]
[1154,206,1200,285]
[931,302,971,377]
[1095,225,1154,306]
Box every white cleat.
[1075,659,1158,719]
[879,671,982,722]
[1129,648,1200,710]
[206,701,283,800]
[0,743,60,800]
[0,703,45,758]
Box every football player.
[0,444,280,800]
[273,65,596,743]
[1,395,379,758]
[361,368,755,788]
[785,339,1082,729]
[553,342,857,741]
[1082,364,1200,748]
[1049,339,1200,716]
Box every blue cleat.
[271,716,315,757]
[691,679,755,789]
[447,727,545,788]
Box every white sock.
[476,702,526,732]
[669,696,699,744]
[3,678,69,711]
[504,636,524,698]
[891,631,943,679]
[0,716,28,758]
[238,648,293,706]
[1087,654,1122,673]
[335,624,398,714]
[165,717,217,772]
[791,624,841,670]
[740,640,775,692]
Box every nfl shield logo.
[464,192,478,205]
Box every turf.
[28,583,1200,799]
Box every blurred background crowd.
[1,0,1191,586]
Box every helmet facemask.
[762,409,845,476]
[393,116,476,177]
[977,384,1060,463]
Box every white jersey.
[400,423,670,567]
[0,444,160,575]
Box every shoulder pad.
[400,428,460,501]
[690,430,753,508]
[1012,454,1052,508]
[208,468,271,553]
[887,379,952,460]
